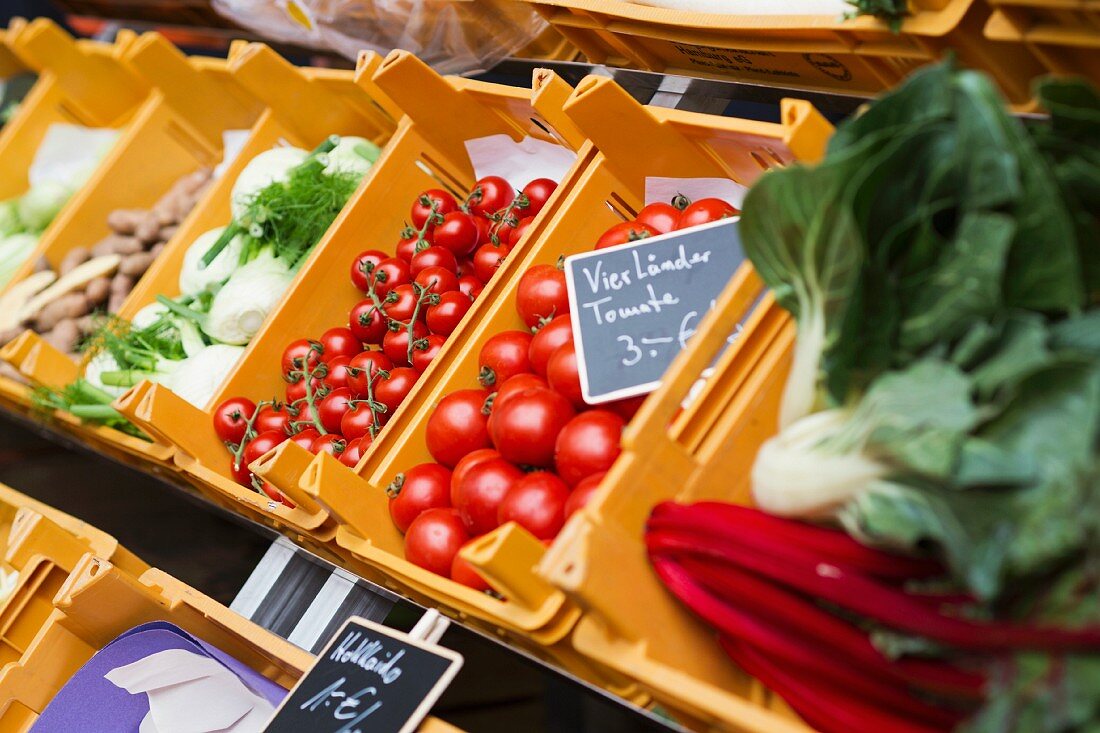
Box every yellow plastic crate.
[0,18,149,409]
[985,0,1100,84]
[289,75,828,693]
[0,481,147,671]
[3,43,397,482]
[0,34,267,463]
[514,0,1046,103]
[131,51,587,547]
[0,26,26,81]
[0,553,460,732]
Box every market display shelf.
[0,403,681,733]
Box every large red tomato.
[451,551,490,592]
[565,471,604,518]
[404,508,469,577]
[528,314,572,377]
[449,448,501,505]
[554,410,623,486]
[546,341,585,408]
[478,330,532,389]
[452,457,523,535]
[516,264,569,329]
[426,389,492,467]
[676,198,738,229]
[497,471,569,540]
[389,463,453,533]
[488,387,574,467]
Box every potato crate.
[514,0,1046,103]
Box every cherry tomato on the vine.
[414,266,459,296]
[478,330,532,389]
[254,403,293,435]
[322,355,353,391]
[374,366,419,414]
[467,176,514,216]
[383,283,418,323]
[388,463,452,533]
[318,388,354,434]
[404,508,468,578]
[213,397,255,444]
[370,257,411,298]
[411,189,458,229]
[411,334,447,373]
[458,275,484,300]
[346,350,393,397]
[230,455,252,486]
[383,321,429,366]
[432,212,479,257]
[319,327,362,363]
[411,245,458,276]
[260,481,295,508]
[288,428,321,452]
[350,249,387,292]
[395,233,422,264]
[519,178,556,217]
[426,389,491,467]
[425,291,471,337]
[508,216,535,246]
[516,264,569,328]
[472,243,510,284]
[339,435,369,468]
[243,430,287,467]
[349,300,387,344]
[281,338,322,377]
[340,401,378,442]
[311,433,347,458]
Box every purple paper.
[30,622,287,732]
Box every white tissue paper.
[213,129,252,180]
[28,124,121,189]
[105,648,275,733]
[465,134,577,191]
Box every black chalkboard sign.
[564,218,749,403]
[263,616,462,733]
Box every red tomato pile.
[211,176,559,506]
[391,194,738,591]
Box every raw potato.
[149,242,166,258]
[58,247,91,276]
[35,292,90,331]
[157,225,178,243]
[0,271,56,331]
[119,251,155,277]
[43,319,81,354]
[135,212,161,244]
[85,276,110,305]
[34,255,50,273]
[106,209,145,235]
[91,234,142,257]
[19,255,121,323]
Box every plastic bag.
[213,0,550,75]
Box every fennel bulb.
[17,180,71,232]
[0,200,22,238]
[179,226,245,296]
[230,146,308,220]
[84,352,128,398]
[322,135,380,177]
[131,302,170,331]
[202,250,293,345]
[160,344,245,408]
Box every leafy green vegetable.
[741,61,1100,731]
[845,0,908,30]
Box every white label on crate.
[214,129,252,180]
[465,134,576,191]
[645,176,748,209]
[28,123,121,189]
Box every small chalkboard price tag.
[564,217,748,404]
[264,615,462,733]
